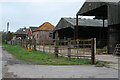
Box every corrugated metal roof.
[64,18,108,27]
[77,0,120,25]
[52,17,107,33]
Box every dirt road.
[0,46,118,78]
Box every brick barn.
[32,22,54,44]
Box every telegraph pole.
[7,22,9,33]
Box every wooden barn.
[32,22,54,44]
[13,27,28,40]
[52,17,108,48]
[76,0,120,53]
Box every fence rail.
[8,37,97,64]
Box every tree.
[2,31,13,42]
[93,16,107,19]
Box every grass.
[2,43,106,66]
[0,42,2,46]
[97,53,108,55]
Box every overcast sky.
[0,0,94,32]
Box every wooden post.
[54,31,59,57]
[77,39,79,59]
[25,39,27,48]
[21,39,22,46]
[49,41,50,53]
[23,39,24,47]
[94,38,96,62]
[43,41,45,52]
[21,39,22,47]
[22,39,24,47]
[33,38,36,50]
[91,38,96,64]
[13,40,14,45]
[68,38,71,60]
[30,39,31,49]
[11,40,12,45]
[75,15,79,40]
[15,40,16,45]
[39,43,40,51]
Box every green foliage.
[2,44,106,66]
[95,61,105,66]
[0,43,2,46]
[2,31,13,42]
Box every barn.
[13,27,28,40]
[32,22,54,44]
[76,0,120,53]
[52,17,108,48]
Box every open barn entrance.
[76,1,120,54]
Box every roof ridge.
[34,22,54,31]
[63,18,75,26]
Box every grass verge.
[2,43,106,66]
[0,42,2,46]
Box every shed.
[52,17,108,47]
[14,27,28,40]
[76,0,120,53]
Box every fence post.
[43,41,45,52]
[77,39,79,59]
[21,39,22,46]
[13,40,14,45]
[54,31,59,57]
[22,39,23,47]
[12,40,13,45]
[68,38,71,61]
[11,40,12,45]
[25,39,27,48]
[33,38,36,50]
[14,40,16,45]
[49,41,50,53]
[94,38,96,62]
[29,39,31,49]
[22,39,24,47]
[91,38,96,64]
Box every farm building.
[27,26,38,39]
[52,17,108,47]
[13,27,28,40]
[33,22,54,44]
[76,0,120,53]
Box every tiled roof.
[15,28,28,35]
[34,22,54,31]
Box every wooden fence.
[9,37,96,64]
